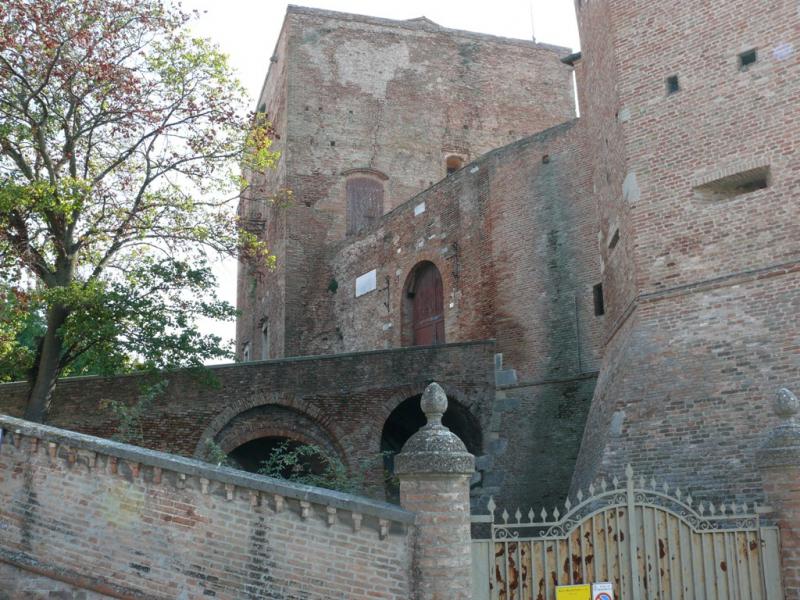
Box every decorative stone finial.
[774,388,799,421]
[393,382,474,476]
[420,382,447,426]
[757,388,800,469]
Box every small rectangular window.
[261,320,269,360]
[608,228,620,250]
[242,342,251,362]
[593,283,605,316]
[739,49,757,70]
[666,75,680,95]
[693,166,769,201]
[355,269,377,297]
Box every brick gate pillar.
[395,382,475,600]
[757,387,800,599]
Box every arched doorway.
[402,261,445,346]
[380,394,482,502]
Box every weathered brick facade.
[0,415,417,599]
[570,0,800,503]
[2,4,799,592]
[237,6,578,362]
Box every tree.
[0,0,278,421]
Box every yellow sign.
[555,584,591,600]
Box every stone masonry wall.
[0,342,506,504]
[0,415,414,599]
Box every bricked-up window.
[593,283,605,316]
[693,166,770,201]
[446,155,464,175]
[346,177,383,235]
[739,49,757,70]
[666,75,680,95]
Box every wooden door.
[411,263,445,346]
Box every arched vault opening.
[380,394,482,501]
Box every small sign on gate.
[555,584,590,600]
[592,582,614,600]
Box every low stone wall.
[0,414,414,599]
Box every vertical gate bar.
[490,524,497,600]
[736,532,748,600]
[567,532,574,584]
[640,506,653,598]
[505,541,511,600]
[688,526,700,600]
[757,528,767,600]
[650,507,662,599]
[703,534,715,600]
[666,511,677,600]
[712,533,721,599]
[726,532,738,600]
[591,515,599,583]
[516,541,522,600]
[543,541,549,600]
[529,541,536,600]
[626,475,642,600]
[556,538,562,587]
[744,530,758,599]
[579,520,587,583]
[601,511,610,583]
[616,505,626,599]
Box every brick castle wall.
[0,415,414,599]
[238,6,578,360]
[572,0,800,502]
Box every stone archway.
[380,393,482,501]
[211,404,345,474]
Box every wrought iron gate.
[471,466,783,600]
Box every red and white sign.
[592,582,614,600]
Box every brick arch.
[192,396,351,463]
[213,404,344,463]
[373,383,480,452]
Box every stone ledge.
[0,414,414,526]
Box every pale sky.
[184,0,581,356]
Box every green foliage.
[0,0,282,411]
[256,442,394,496]
[0,287,43,381]
[109,379,168,445]
[203,438,235,468]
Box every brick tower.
[571,0,800,501]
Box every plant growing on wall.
[0,0,280,421]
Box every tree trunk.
[24,303,69,423]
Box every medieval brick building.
[2,0,798,522]
[2,1,799,597]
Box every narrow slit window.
[666,75,680,95]
[693,166,770,201]
[261,320,269,360]
[739,49,757,70]
[608,228,620,250]
[593,283,605,316]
